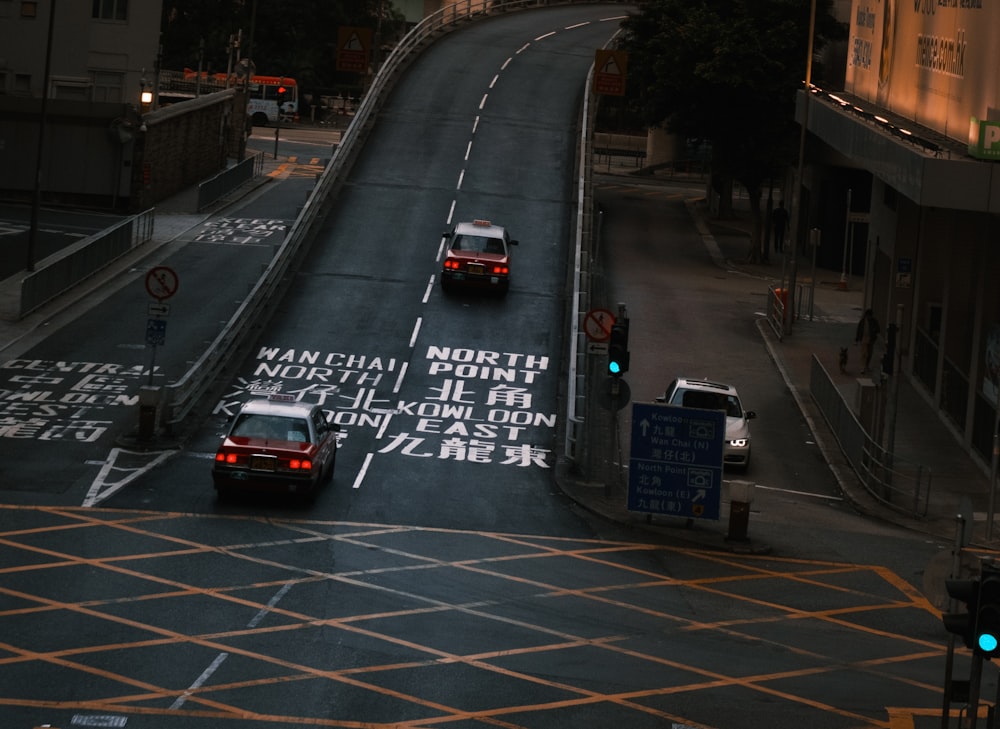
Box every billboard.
[845,0,1000,145]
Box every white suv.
[657,378,756,470]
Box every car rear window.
[453,234,505,254]
[232,414,310,442]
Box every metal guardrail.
[160,0,630,429]
[809,354,932,517]
[19,209,155,318]
[563,49,599,466]
[197,152,264,211]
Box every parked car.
[657,378,755,470]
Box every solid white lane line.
[353,452,374,489]
[393,362,408,394]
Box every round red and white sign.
[145,266,179,302]
[584,308,616,342]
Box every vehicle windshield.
[673,389,742,418]
[231,414,310,442]
[453,234,505,255]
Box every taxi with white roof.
[440,219,518,294]
[212,394,340,501]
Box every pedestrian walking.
[855,308,881,374]
[772,200,789,253]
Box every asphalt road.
[0,6,966,729]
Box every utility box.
[726,480,755,542]
[138,385,162,441]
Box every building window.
[21,1,37,18]
[13,73,31,95]
[92,0,127,21]
[91,71,124,102]
[52,78,92,101]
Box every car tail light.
[443,259,461,270]
[215,451,239,464]
[286,458,312,471]
[491,264,509,275]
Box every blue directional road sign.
[627,402,725,520]
[145,318,167,347]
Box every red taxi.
[212,395,340,501]
[440,219,518,294]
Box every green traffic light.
[979,632,999,653]
[609,361,622,375]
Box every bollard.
[727,480,755,541]
[138,385,162,441]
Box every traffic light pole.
[274,77,285,159]
[943,517,965,729]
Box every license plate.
[467,263,484,275]
[250,454,277,471]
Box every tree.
[620,0,845,262]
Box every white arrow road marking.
[83,448,175,507]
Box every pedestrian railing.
[160,0,630,430]
[809,354,933,517]
[196,152,264,212]
[17,209,155,319]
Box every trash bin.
[774,289,788,322]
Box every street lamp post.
[785,0,818,336]
[27,0,57,273]
[140,74,152,114]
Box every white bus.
[246,75,299,126]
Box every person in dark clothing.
[772,200,789,253]
[855,308,881,374]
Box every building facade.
[0,0,162,103]
[0,1,164,208]
[801,0,1000,465]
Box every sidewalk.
[558,169,994,555]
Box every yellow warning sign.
[593,49,628,97]
[337,26,373,73]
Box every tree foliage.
[159,0,403,94]
[620,0,845,261]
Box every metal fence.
[197,152,264,212]
[18,208,155,318]
[809,354,933,517]
[160,0,631,430]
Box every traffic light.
[276,85,287,105]
[608,321,630,376]
[942,576,979,650]
[976,564,1000,658]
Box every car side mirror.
[745,411,756,420]
[655,395,666,403]
[322,411,341,431]
[509,239,519,246]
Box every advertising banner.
[845,0,999,144]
